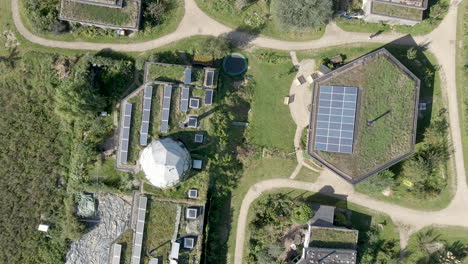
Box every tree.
[407,47,417,60]
[198,36,231,59]
[292,204,313,224]
[145,1,166,24]
[271,0,333,30]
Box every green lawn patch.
[115,229,133,264]
[194,0,325,41]
[142,199,178,263]
[309,226,358,249]
[405,226,468,263]
[294,167,319,182]
[372,2,423,21]
[145,63,185,83]
[247,53,297,151]
[59,0,140,28]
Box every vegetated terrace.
[309,226,358,249]
[372,2,423,20]
[60,0,140,28]
[145,63,208,87]
[312,52,418,180]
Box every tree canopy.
[271,0,333,30]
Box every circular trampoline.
[223,53,248,76]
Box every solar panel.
[194,133,204,143]
[161,85,172,133]
[314,85,358,154]
[189,98,200,109]
[180,87,190,112]
[205,89,213,105]
[112,244,122,264]
[184,68,192,85]
[120,103,132,164]
[184,238,195,249]
[140,87,152,147]
[187,116,198,128]
[205,71,214,87]
[131,197,147,264]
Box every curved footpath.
[11,0,468,263]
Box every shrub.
[292,204,313,224]
[407,47,417,60]
[271,0,333,30]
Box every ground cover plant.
[194,0,325,41]
[142,199,178,263]
[245,190,400,263]
[271,0,333,30]
[405,226,468,263]
[317,53,419,179]
[145,63,185,83]
[371,2,423,20]
[20,0,184,43]
[309,227,358,249]
[60,0,139,28]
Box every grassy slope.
[247,56,297,151]
[455,0,467,181]
[294,167,320,182]
[405,226,468,263]
[243,188,400,262]
[19,0,185,43]
[142,200,178,263]
[194,0,325,41]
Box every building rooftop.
[307,48,420,183]
[299,247,357,264]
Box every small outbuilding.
[139,137,191,188]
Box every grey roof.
[300,247,357,264]
[310,205,335,227]
[318,65,332,75]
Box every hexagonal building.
[139,137,191,188]
[308,48,420,183]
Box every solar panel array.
[180,86,190,112]
[314,85,358,154]
[161,85,172,133]
[131,196,147,264]
[187,116,198,128]
[205,89,213,105]
[120,103,133,164]
[140,86,153,146]
[112,244,122,264]
[205,71,214,87]
[184,68,192,85]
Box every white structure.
[38,224,49,232]
[140,138,191,188]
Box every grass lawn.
[194,0,325,41]
[145,63,185,83]
[243,188,400,263]
[60,0,139,28]
[372,2,423,21]
[316,53,418,180]
[310,226,358,249]
[19,0,185,43]
[455,0,468,182]
[115,229,133,264]
[142,199,179,263]
[405,226,468,263]
[294,167,319,182]
[247,53,297,151]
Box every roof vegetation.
[313,52,418,180]
[310,227,358,249]
[372,2,423,20]
[60,0,140,28]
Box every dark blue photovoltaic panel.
[188,116,198,128]
[140,86,153,146]
[180,87,190,112]
[120,103,132,164]
[313,85,358,154]
[160,85,172,133]
[205,89,213,105]
[206,71,214,87]
[184,68,192,85]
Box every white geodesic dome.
[139,137,191,188]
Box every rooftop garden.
[312,52,418,180]
[372,2,423,20]
[60,0,140,28]
[309,227,358,249]
[145,63,213,88]
[142,199,179,263]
